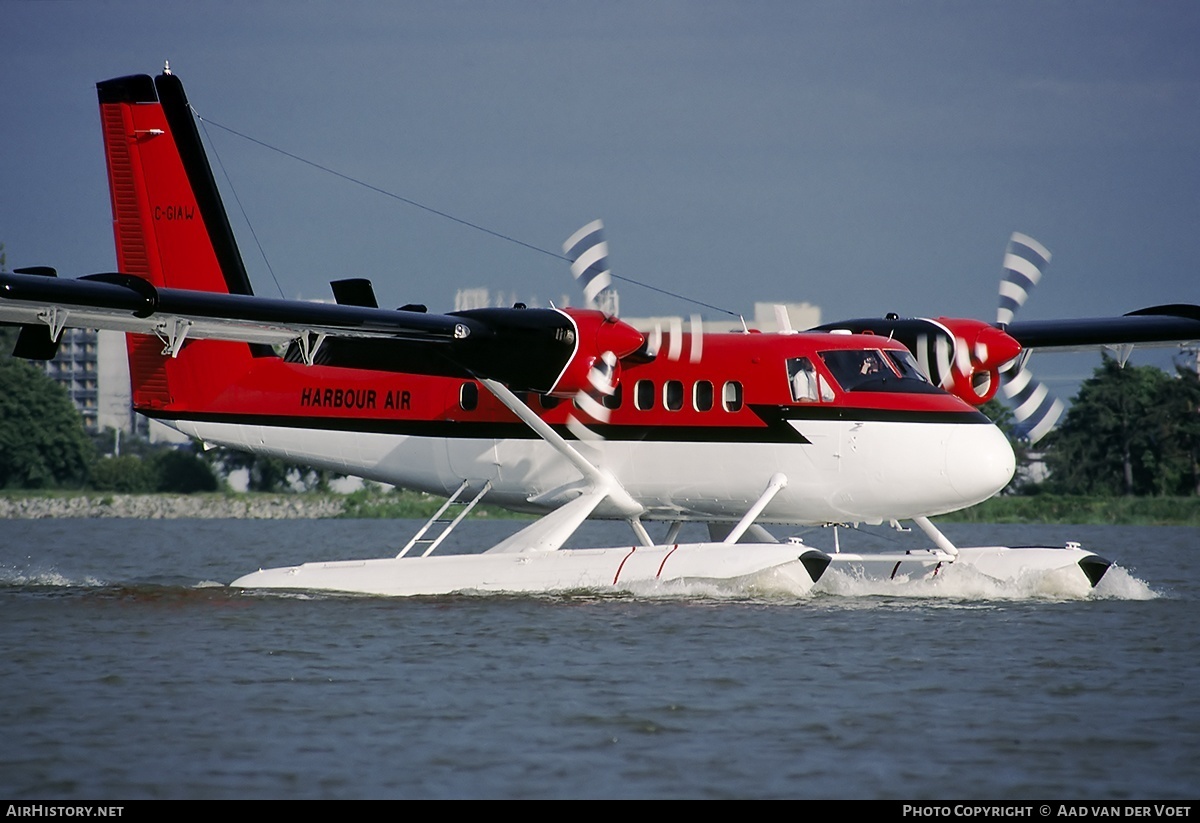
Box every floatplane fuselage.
[151,330,1017,527]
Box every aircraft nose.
[944,422,1015,505]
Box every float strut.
[723,473,787,544]
[912,516,959,558]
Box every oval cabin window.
[460,382,479,411]
[722,381,743,412]
[665,380,684,411]
[635,380,655,410]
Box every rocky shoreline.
[0,494,347,519]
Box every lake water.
[0,518,1197,799]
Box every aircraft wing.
[0,269,472,349]
[1003,304,1200,353]
[0,268,642,395]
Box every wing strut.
[474,377,649,553]
[477,378,644,520]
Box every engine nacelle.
[931,317,1022,405]
[545,308,644,398]
[446,306,643,396]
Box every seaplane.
[3,68,1198,597]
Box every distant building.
[454,286,585,312]
[96,330,139,435]
[42,328,181,444]
[41,328,101,433]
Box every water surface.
[1,519,1195,799]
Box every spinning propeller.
[561,220,626,440]
[561,220,708,440]
[563,220,613,310]
[994,232,1064,444]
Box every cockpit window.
[885,350,932,384]
[786,357,833,402]
[819,349,942,394]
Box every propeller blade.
[934,330,955,389]
[994,233,1064,442]
[565,351,618,441]
[666,316,684,361]
[1000,361,1064,444]
[646,323,662,358]
[563,220,613,309]
[953,333,972,379]
[997,232,1051,327]
[689,313,704,364]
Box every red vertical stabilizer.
[96,72,261,412]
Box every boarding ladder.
[397,480,492,558]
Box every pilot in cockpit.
[788,357,819,402]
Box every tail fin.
[96,70,259,410]
[97,71,253,294]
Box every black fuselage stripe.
[139,405,989,444]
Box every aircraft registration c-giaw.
[3,68,1199,597]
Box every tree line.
[980,354,1200,496]
[0,325,328,493]
[1037,355,1200,497]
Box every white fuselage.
[167,416,1015,525]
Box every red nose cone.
[596,316,645,359]
[976,326,1022,369]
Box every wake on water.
[809,561,1157,602]
[0,559,1160,604]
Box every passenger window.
[722,381,743,412]
[693,380,714,412]
[460,382,479,411]
[635,379,655,410]
[664,380,684,411]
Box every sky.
[3,1,1198,385]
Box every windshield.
[884,350,932,383]
[819,349,942,394]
